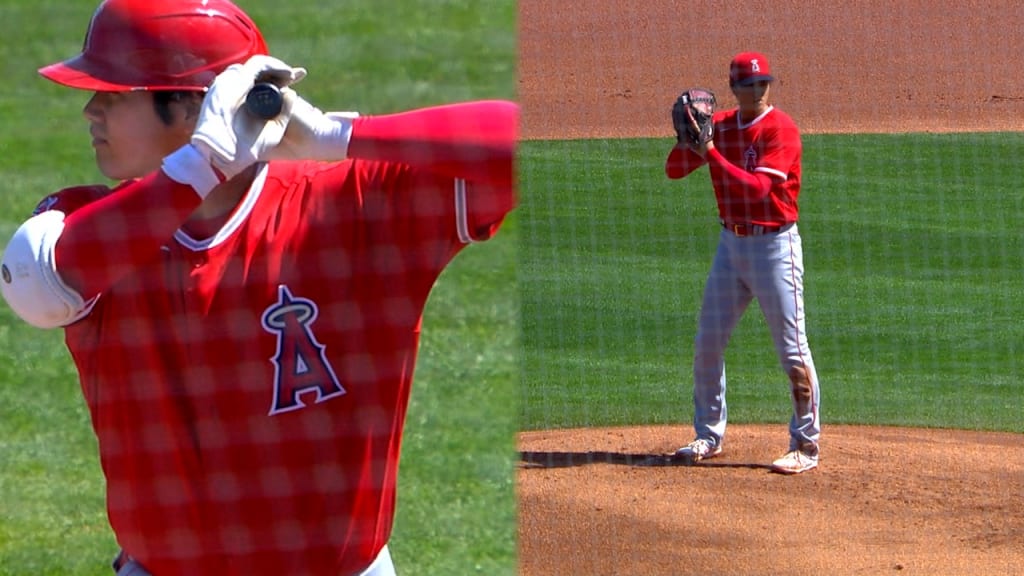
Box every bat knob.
[245,82,283,120]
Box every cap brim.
[38,55,141,91]
[38,55,206,92]
[734,74,775,86]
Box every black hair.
[152,91,204,125]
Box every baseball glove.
[672,88,716,147]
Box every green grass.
[0,1,516,575]
[518,134,1024,433]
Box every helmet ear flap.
[38,0,268,92]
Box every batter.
[665,52,821,474]
[0,0,517,573]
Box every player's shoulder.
[32,184,113,216]
[713,108,740,125]
[766,107,800,130]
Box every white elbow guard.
[1,210,90,329]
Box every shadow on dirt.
[519,451,772,470]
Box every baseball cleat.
[770,448,819,474]
[674,438,722,464]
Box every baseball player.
[665,52,821,474]
[0,0,516,574]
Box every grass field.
[519,134,1024,433]
[0,1,516,575]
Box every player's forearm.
[705,147,772,201]
[55,171,203,297]
[347,100,517,186]
[665,144,705,179]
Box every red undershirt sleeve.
[346,100,517,187]
[705,146,775,202]
[54,171,203,299]
[665,144,706,179]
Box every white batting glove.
[190,55,307,179]
[259,89,358,162]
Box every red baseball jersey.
[39,149,512,574]
[665,106,802,225]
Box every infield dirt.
[515,1,1024,574]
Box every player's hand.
[191,55,307,178]
[672,88,715,157]
[682,107,716,157]
[258,89,358,162]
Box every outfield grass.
[0,1,517,575]
[519,134,1024,433]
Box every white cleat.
[770,447,819,474]
[674,438,722,465]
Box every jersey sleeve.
[340,99,518,237]
[452,177,513,244]
[52,172,205,300]
[331,99,517,279]
[357,160,513,248]
[304,158,513,300]
[754,119,801,181]
[29,185,113,217]
[665,143,707,179]
[348,100,517,188]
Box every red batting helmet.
[39,0,268,92]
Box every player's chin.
[95,154,143,182]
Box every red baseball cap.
[730,52,774,86]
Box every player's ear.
[184,92,204,122]
[152,91,203,130]
[174,93,203,139]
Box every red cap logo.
[730,52,774,86]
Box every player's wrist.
[161,144,225,199]
[298,108,356,161]
[264,91,357,162]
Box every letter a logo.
[751,59,761,73]
[262,285,346,415]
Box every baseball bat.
[245,82,283,120]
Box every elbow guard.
[1,210,90,329]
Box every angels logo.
[262,285,346,415]
[744,145,758,172]
[32,196,59,215]
[750,59,761,73]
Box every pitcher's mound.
[518,424,1024,576]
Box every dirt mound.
[518,424,1024,575]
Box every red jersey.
[665,105,802,226]
[36,103,515,576]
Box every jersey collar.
[173,162,269,251]
[737,105,774,130]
